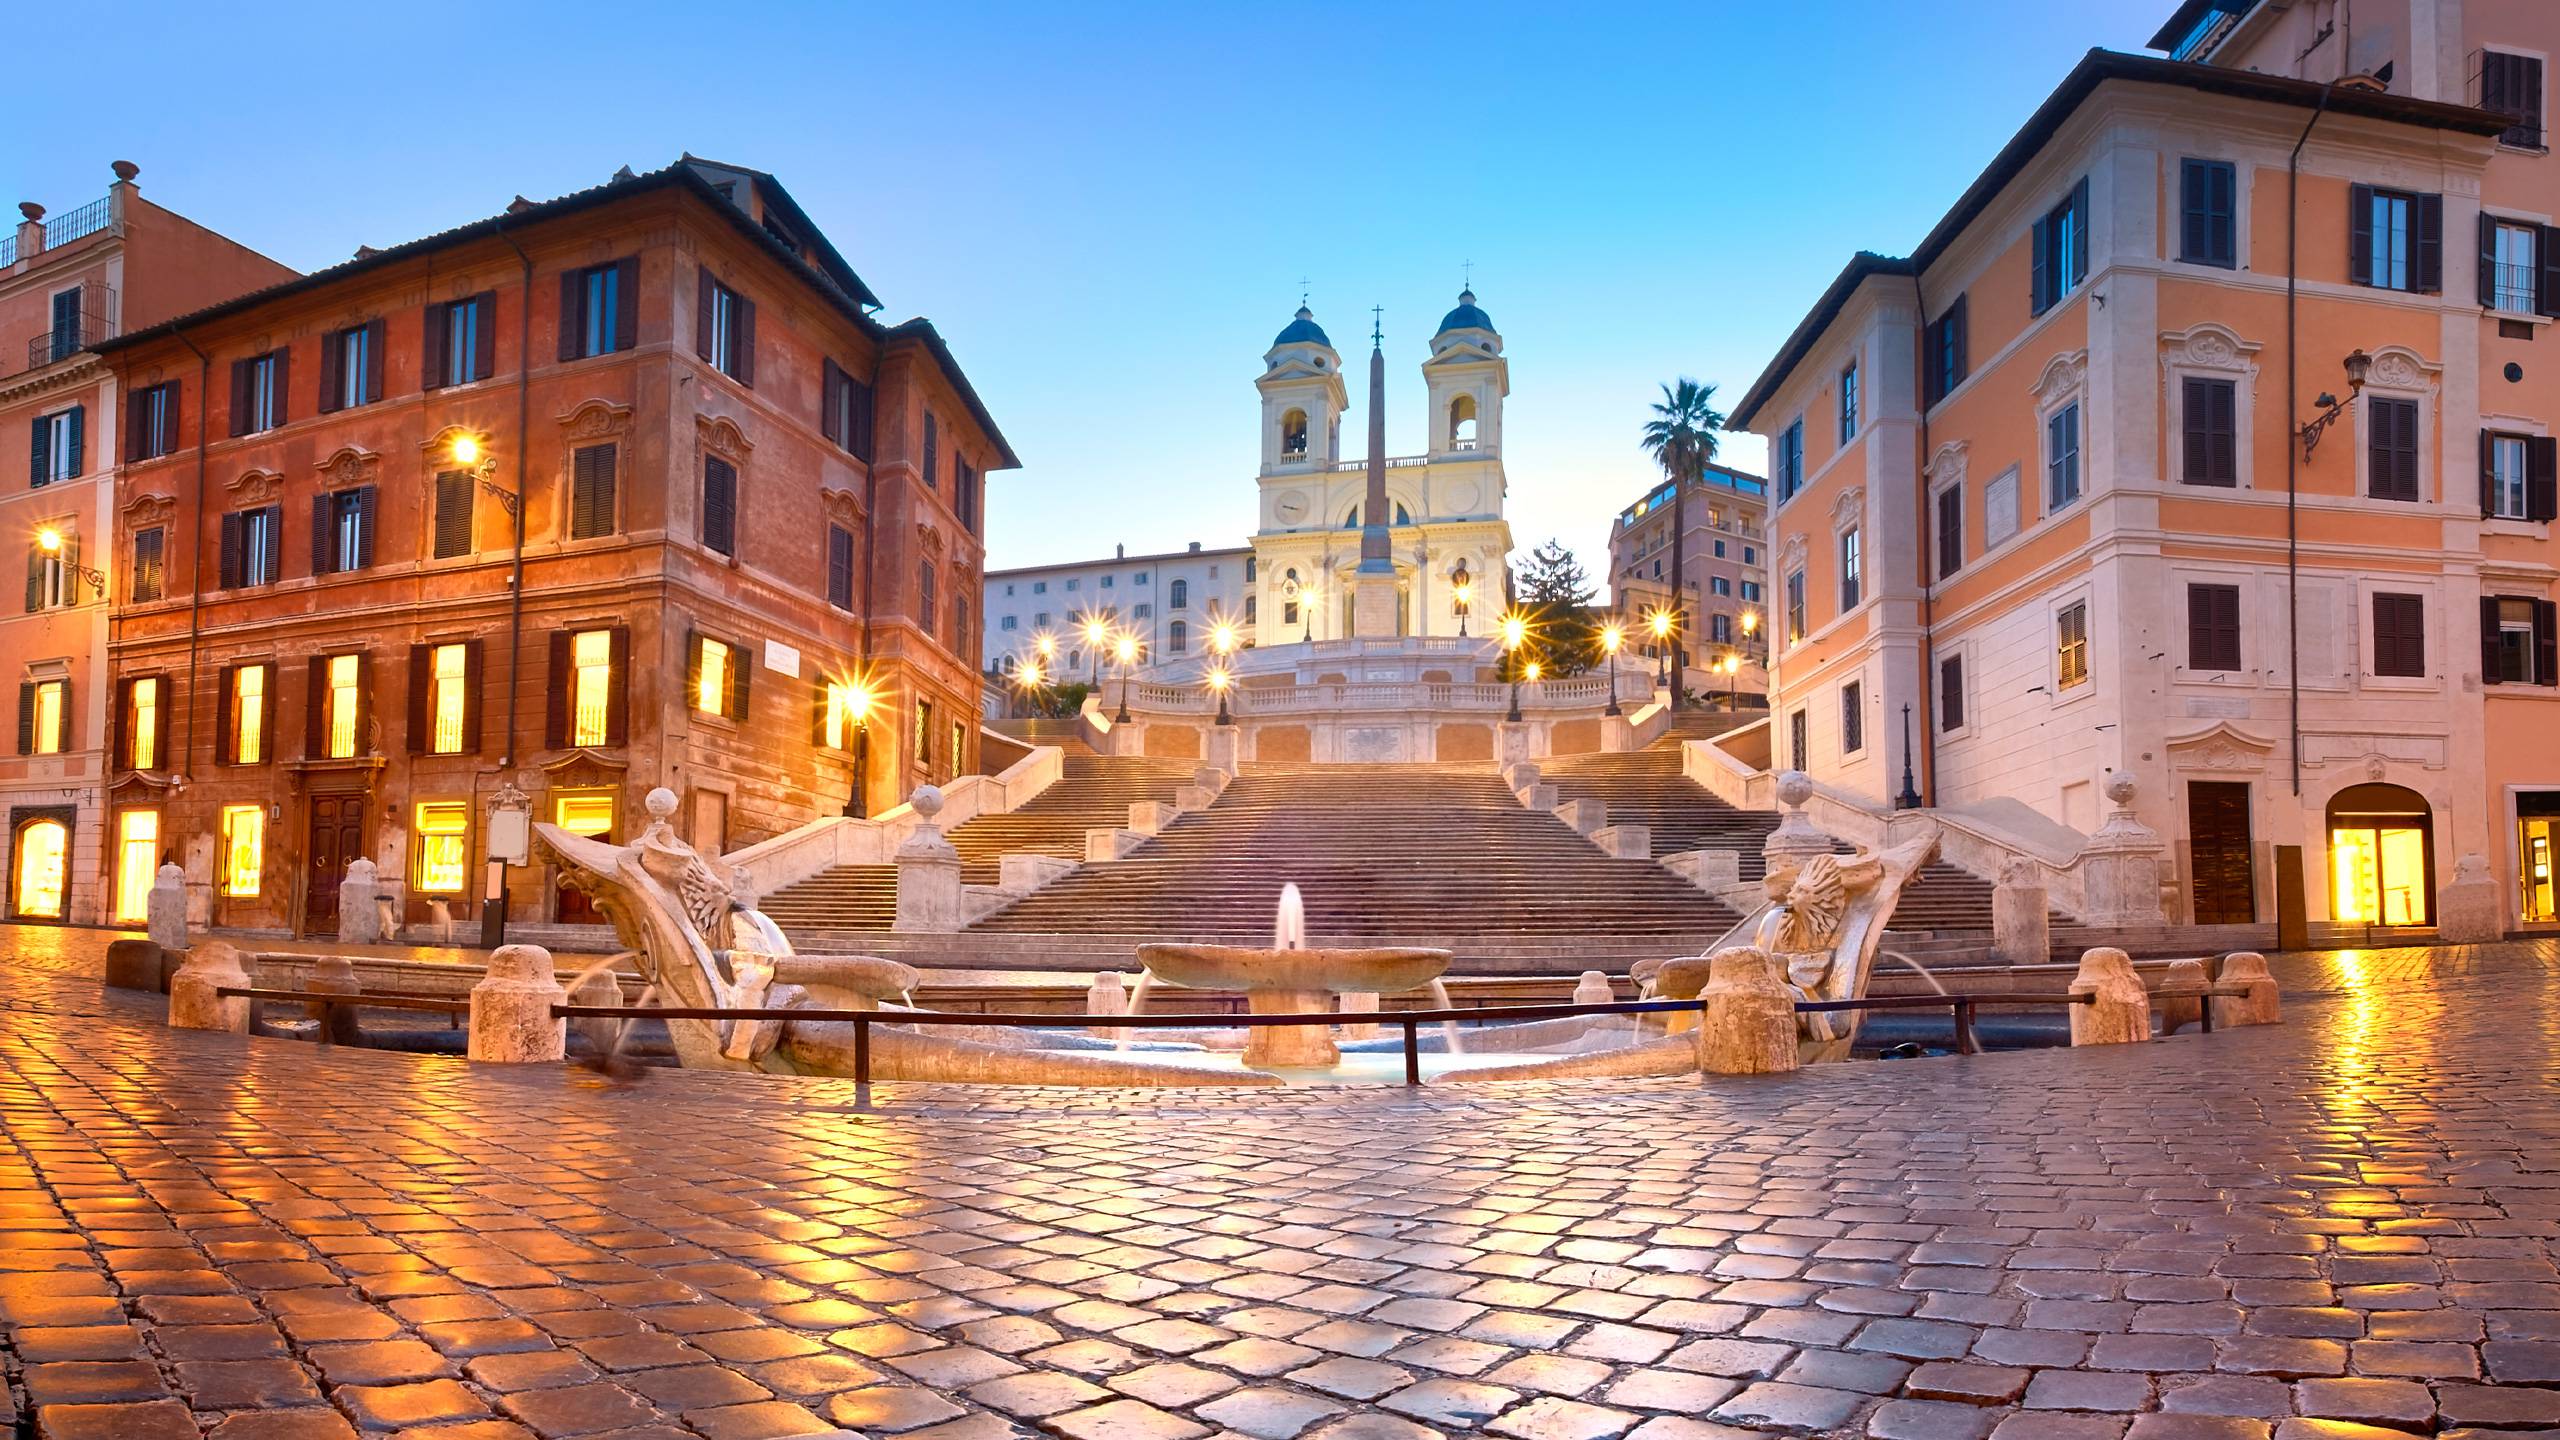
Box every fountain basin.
[1136,943,1453,1068]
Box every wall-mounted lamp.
[2297,349,2373,460]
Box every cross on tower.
[1370,305,1383,346]
[1298,276,1310,307]
[1462,260,1474,290]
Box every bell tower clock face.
[1273,491,1310,523]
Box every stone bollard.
[147,862,188,950]
[1698,947,1800,1075]
[1650,954,1711,1035]
[2156,957,2209,1034]
[1992,859,2051,967]
[2209,951,2282,1028]
[168,941,252,1033]
[566,968,624,1059]
[2068,947,2152,1046]
[1086,971,1129,1043]
[306,956,365,1045]
[103,939,173,994]
[893,785,965,932]
[1572,971,1614,1008]
[338,858,383,944]
[1337,991,1380,1043]
[469,945,567,1063]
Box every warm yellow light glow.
[823,679,870,749]
[36,528,62,554]
[570,631,612,747]
[696,639,730,715]
[1452,580,1473,608]
[112,810,158,924]
[1081,616,1109,645]
[554,793,615,837]
[219,804,263,897]
[1211,621,1239,655]
[130,677,160,771]
[843,680,875,720]
[1035,633,1058,658]
[451,435,482,466]
[1524,660,1543,682]
[413,802,468,894]
[1114,634,1138,665]
[1600,623,1624,655]
[234,665,266,764]
[326,654,360,758]
[1018,661,1045,688]
[429,644,467,754]
[1206,666,1231,692]
[1647,607,1674,639]
[1741,610,1760,636]
[30,680,63,756]
[13,819,66,919]
[1500,613,1529,651]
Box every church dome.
[1273,305,1332,348]
[1436,288,1494,335]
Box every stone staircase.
[758,750,1197,935]
[964,762,1746,972]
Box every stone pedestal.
[1496,722,1533,768]
[1762,771,1832,876]
[1336,990,1380,1042]
[169,941,252,1033]
[147,863,188,951]
[1592,824,1651,860]
[2076,773,2170,928]
[1697,947,1799,1075]
[335,859,382,944]
[104,939,173,993]
[1244,989,1340,1068]
[469,944,568,1063]
[2437,853,2503,943]
[1992,860,2051,967]
[894,786,965,933]
[2209,951,2281,1027]
[2068,947,2151,1046]
[1351,571,1400,639]
[1086,972,1129,1042]
[1205,726,1241,776]
[1572,971,1614,1008]
[2156,957,2210,1034]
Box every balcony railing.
[2489,260,2539,316]
[24,300,113,372]
[0,193,115,268]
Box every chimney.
[1116,544,1125,559]
[1188,541,1202,553]
[15,201,44,261]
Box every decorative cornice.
[1830,485,1867,531]
[226,468,285,506]
[314,445,379,490]
[2159,322,2261,375]
[120,491,178,530]
[2365,345,2439,391]
[695,413,753,461]
[1925,439,1968,485]
[2029,348,2088,404]
[558,399,634,441]
[819,485,864,526]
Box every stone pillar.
[168,941,252,1033]
[1336,990,1380,1042]
[893,786,965,933]
[1992,859,2051,967]
[2067,947,2151,1046]
[1086,971,1128,1043]
[337,858,383,944]
[2209,952,2282,1027]
[1572,971,1614,1008]
[13,202,44,262]
[1762,771,1833,876]
[1204,726,1241,776]
[2437,853,2502,943]
[2075,772,2169,928]
[469,945,567,1063]
[1698,947,1799,1075]
[147,863,188,950]
[1496,721,1533,768]
[103,940,172,993]
[2156,957,2209,1034]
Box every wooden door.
[2187,781,2255,925]
[304,793,367,935]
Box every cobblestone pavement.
[0,931,2557,1440]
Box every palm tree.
[1639,379,1725,709]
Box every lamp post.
[2297,349,2374,459]
[1300,577,1320,643]
[1501,612,1529,723]
[1209,621,1239,725]
[841,681,875,818]
[32,528,105,600]
[1113,633,1139,724]
[1081,616,1109,688]
[1724,651,1741,711]
[1647,607,1675,696]
[1452,577,1473,638]
[1208,666,1233,725]
[1599,621,1625,716]
[1895,702,1923,810]
[1032,633,1059,717]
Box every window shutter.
[2209,380,2236,484]
[612,258,639,351]
[730,642,752,722]
[218,512,243,590]
[2540,224,2560,318]
[229,360,252,437]
[110,678,131,772]
[2030,213,2050,313]
[422,302,449,390]
[26,417,41,487]
[828,526,854,609]
[1940,655,1964,731]
[15,682,30,756]
[854,377,876,461]
[606,627,631,746]
[462,639,484,752]
[2482,430,2498,518]
[435,470,473,558]
[364,318,386,403]
[317,330,343,415]
[305,655,327,758]
[686,632,704,714]
[735,296,757,386]
[1950,296,1968,388]
[557,271,582,363]
[811,681,830,747]
[545,631,571,748]
[2480,212,2501,308]
[923,412,939,489]
[703,458,736,555]
[2180,161,2207,262]
[312,493,333,576]
[354,652,373,752]
[2483,595,2506,685]
[356,486,377,569]
[406,644,431,751]
[23,546,40,614]
[128,395,148,461]
[61,407,81,477]
[2350,184,2375,286]
[213,665,239,766]
[2211,161,2236,264]
[820,360,842,444]
[162,384,181,458]
[2069,177,2090,286]
[262,506,284,584]
[695,270,715,360]
[2537,599,2559,688]
[470,292,496,380]
[2415,192,2445,293]
[2530,435,2559,522]
[271,351,290,427]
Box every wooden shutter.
[1940,654,1964,732]
[355,486,377,569]
[1949,295,1968,389]
[305,655,327,758]
[557,271,582,363]
[2069,177,2090,287]
[2541,224,2560,317]
[828,526,854,609]
[685,632,704,716]
[2483,595,2507,685]
[853,377,875,460]
[703,458,736,555]
[2030,211,2050,313]
[261,506,283,583]
[2480,212,2501,309]
[2189,584,2241,671]
[2415,193,2445,293]
[820,360,842,444]
[2374,593,2426,676]
[2350,184,2375,286]
[160,383,180,459]
[406,644,432,752]
[734,296,757,386]
[218,512,243,590]
[26,418,42,489]
[729,640,752,722]
[612,257,639,351]
[2530,435,2559,522]
[695,270,715,360]
[423,301,450,389]
[229,360,252,437]
[2370,399,2419,501]
[23,545,40,614]
[545,631,571,748]
[132,529,163,602]
[571,444,615,540]
[15,682,31,756]
[1935,485,1961,580]
[811,680,831,747]
[435,470,473,558]
[127,393,149,460]
[2180,160,2208,263]
[311,493,333,576]
[213,665,238,766]
[462,639,484,752]
[109,677,130,772]
[270,351,289,427]
[923,412,939,489]
[317,329,344,415]
[354,652,373,753]
[363,318,386,403]
[2182,377,2237,486]
[2536,599,2559,688]
[606,627,631,745]
[470,292,496,381]
[62,407,81,478]
[2482,430,2499,518]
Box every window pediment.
[227,468,285,506]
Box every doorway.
[551,788,618,924]
[2326,782,2434,927]
[9,810,72,920]
[2519,792,2560,926]
[303,792,370,936]
[2186,781,2255,925]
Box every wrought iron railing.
[25,301,112,371]
[0,194,115,268]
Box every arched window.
[1281,409,1309,456]
[1396,502,1412,525]
[1345,505,1361,528]
[1244,593,1258,623]
[11,816,68,919]
[1449,393,1478,449]
[1170,578,1188,610]
[2326,783,2435,927]
[1169,620,1188,654]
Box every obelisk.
[1351,308,1400,638]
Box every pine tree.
[1509,540,1601,677]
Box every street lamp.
[33,528,104,599]
[1452,577,1473,638]
[1722,651,1741,711]
[2299,349,2374,460]
[1501,611,1530,723]
[1080,616,1110,688]
[1113,632,1139,724]
[1299,577,1321,643]
[1598,621,1625,716]
[841,679,876,818]
[1646,606,1675,695]
[1208,619,1239,725]
[1208,665,1233,726]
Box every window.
[1939,654,1965,732]
[920,561,937,636]
[9,817,64,920]
[702,456,738,556]
[917,699,935,764]
[2483,50,2547,150]
[1033,580,1048,594]
[1838,529,1862,611]
[2180,159,2238,268]
[570,443,617,540]
[828,525,856,610]
[26,533,79,613]
[2483,432,2558,521]
[999,615,1017,632]
[18,678,67,755]
[2188,583,2242,672]
[821,360,875,459]
[2183,377,2238,486]
[2372,592,2427,677]
[320,653,365,759]
[1788,707,1809,771]
[413,802,469,895]
[1710,576,1732,598]
[318,319,383,413]
[222,664,269,765]
[1785,570,1807,643]
[820,681,864,750]
[113,810,158,925]
[956,459,978,533]
[315,486,377,575]
[1838,363,1859,444]
[557,629,623,748]
[433,470,474,559]
[30,406,83,486]
[218,804,263,897]
[1065,577,1079,591]
[2031,178,2090,314]
[1743,546,1756,566]
[130,382,179,462]
[218,506,283,589]
[697,272,754,383]
[1169,620,1188,654]
[691,634,748,721]
[2046,404,2082,510]
[47,286,85,363]
[231,350,287,436]
[1713,540,1726,559]
[2057,602,2090,689]
[1840,682,1864,754]
[1935,484,1963,580]
[413,642,476,755]
[1711,613,1732,643]
[122,676,163,771]
[562,258,637,361]
[2351,186,2442,293]
[2369,396,2421,502]
[1245,594,1257,623]
[1776,420,1805,502]
[1171,579,1189,610]
[2486,220,2540,314]
[1102,575,1115,590]
[923,412,939,490]
[1924,296,1968,406]
[1246,556,1257,582]
[425,292,494,389]
[2485,596,2557,686]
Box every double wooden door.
[2187,781,2256,925]
[303,793,369,936]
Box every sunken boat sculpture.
[535,787,1279,1085]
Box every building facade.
[982,542,1254,681]
[1733,15,2557,937]
[99,159,1011,937]
[0,164,292,925]
[1606,460,1771,699]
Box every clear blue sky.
[11,1,2168,594]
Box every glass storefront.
[2522,792,2560,926]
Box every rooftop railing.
[0,193,115,268]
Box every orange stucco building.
[96,159,1013,939]
[1736,6,2559,942]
